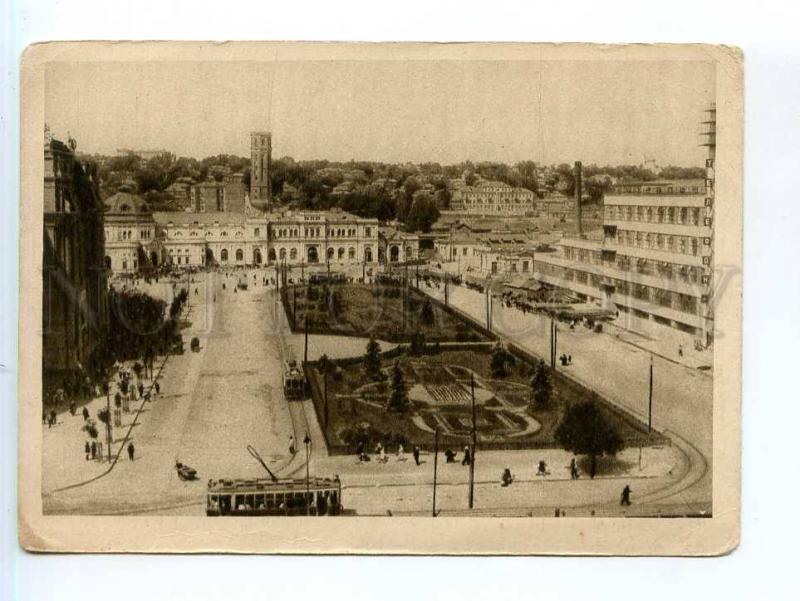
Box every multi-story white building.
[532,178,714,345]
[103,190,159,272]
[153,208,382,268]
[449,180,537,216]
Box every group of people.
[355,441,425,466]
[559,353,573,366]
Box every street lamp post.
[432,428,439,517]
[648,354,654,432]
[468,374,477,509]
[304,433,312,515]
[103,381,112,462]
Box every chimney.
[574,161,583,237]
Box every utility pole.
[304,433,312,515]
[323,361,329,429]
[468,374,476,509]
[485,286,490,330]
[304,315,309,365]
[432,428,439,517]
[104,381,111,462]
[648,354,654,432]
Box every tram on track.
[283,360,305,400]
[205,445,342,516]
[206,476,342,516]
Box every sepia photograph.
[18,42,743,554]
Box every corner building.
[533,179,714,346]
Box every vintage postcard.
[18,42,742,554]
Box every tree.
[419,298,435,326]
[364,337,382,379]
[405,192,440,232]
[330,290,343,319]
[529,359,552,407]
[409,331,426,356]
[490,343,514,378]
[554,402,624,479]
[387,361,409,413]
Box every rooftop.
[153,211,247,226]
[104,191,151,215]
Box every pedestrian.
[85,440,90,460]
[461,445,471,466]
[195,287,198,296]
[396,443,405,461]
[82,406,89,421]
[501,468,513,487]
[96,440,103,461]
[42,409,47,425]
[570,457,579,480]
[288,435,296,455]
[69,400,76,416]
[356,440,365,462]
[413,445,421,466]
[127,442,135,462]
[537,460,549,476]
[91,440,97,460]
[444,449,456,463]
[620,484,632,506]
[567,354,572,365]
[49,410,57,428]
[378,442,387,464]
[678,345,683,357]
[155,381,160,396]
[138,382,144,398]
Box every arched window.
[268,248,276,262]
[290,248,297,260]
[365,248,373,263]
[235,249,244,261]
[327,247,335,260]
[254,227,260,237]
[348,247,355,260]
[279,248,286,260]
[338,247,345,260]
[220,249,229,262]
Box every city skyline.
[44,59,714,167]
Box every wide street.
[42,268,709,516]
[43,271,299,513]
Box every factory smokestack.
[574,161,583,237]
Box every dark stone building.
[42,133,109,398]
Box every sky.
[44,59,715,167]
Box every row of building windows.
[611,230,708,256]
[108,228,153,241]
[561,246,704,285]
[560,269,699,315]
[605,204,705,226]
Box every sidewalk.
[310,443,682,516]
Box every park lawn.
[284,283,487,343]
[309,346,663,454]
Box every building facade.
[103,191,159,273]
[532,179,714,344]
[449,180,537,216]
[43,133,108,390]
[154,208,382,268]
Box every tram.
[283,360,305,400]
[206,476,342,516]
[206,446,342,516]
